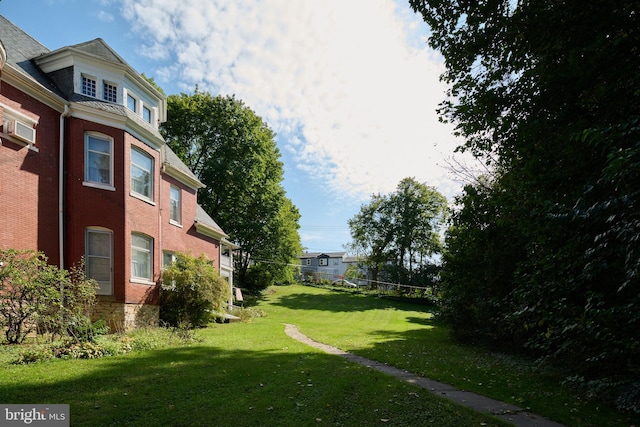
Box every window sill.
[130,192,156,206]
[83,181,116,191]
[169,220,183,228]
[131,278,156,286]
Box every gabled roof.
[299,252,346,259]
[34,37,165,104]
[60,38,130,67]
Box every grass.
[261,285,640,427]
[0,284,637,426]
[0,301,505,426]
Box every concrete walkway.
[284,324,566,427]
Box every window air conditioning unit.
[6,119,36,144]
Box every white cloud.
[119,0,465,201]
[97,10,115,22]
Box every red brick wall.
[0,83,61,264]
[1,90,221,311]
[124,134,161,305]
[160,174,221,272]
[65,117,127,300]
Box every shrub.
[160,252,230,328]
[13,346,54,364]
[242,263,273,294]
[39,260,98,342]
[51,340,107,360]
[67,319,109,343]
[229,306,267,322]
[0,249,98,344]
[0,250,50,344]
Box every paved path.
[284,324,566,427]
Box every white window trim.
[84,132,115,191]
[169,185,182,226]
[319,258,328,266]
[86,227,113,296]
[125,89,138,113]
[81,74,97,98]
[142,105,152,123]
[103,80,118,103]
[162,251,177,269]
[131,233,154,284]
[130,147,154,202]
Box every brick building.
[0,16,236,329]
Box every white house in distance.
[299,252,349,281]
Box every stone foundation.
[92,300,159,332]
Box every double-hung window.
[131,233,153,282]
[86,228,113,295]
[131,147,153,200]
[319,258,328,266]
[169,185,181,224]
[85,133,113,188]
[163,251,177,269]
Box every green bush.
[0,250,97,344]
[51,340,107,360]
[13,346,54,364]
[229,306,267,322]
[67,319,109,343]
[160,252,230,328]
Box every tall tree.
[411,0,640,384]
[348,178,447,285]
[161,91,302,291]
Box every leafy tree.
[348,193,395,285]
[411,0,640,386]
[243,197,303,292]
[141,73,165,95]
[160,252,229,328]
[348,178,447,286]
[161,91,302,291]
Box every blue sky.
[2,0,471,253]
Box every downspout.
[59,104,70,270]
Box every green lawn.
[0,284,637,426]
[259,284,638,427]
[0,290,504,427]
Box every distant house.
[298,252,349,281]
[0,16,236,329]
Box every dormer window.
[82,75,97,97]
[143,106,152,123]
[103,81,117,103]
[127,94,137,112]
